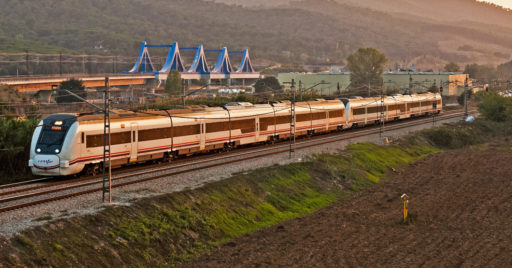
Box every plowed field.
[185,146,512,267]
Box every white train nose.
[32,155,60,175]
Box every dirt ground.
[184,145,512,267]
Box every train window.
[409,102,420,108]
[86,132,131,148]
[231,119,255,133]
[173,124,200,137]
[259,117,275,131]
[132,131,135,142]
[353,108,366,116]
[421,101,431,106]
[139,127,172,142]
[81,132,84,144]
[111,132,131,145]
[296,113,311,122]
[389,104,405,112]
[275,115,290,124]
[86,135,101,148]
[367,107,379,114]
[206,122,230,133]
[311,112,326,120]
[329,110,344,118]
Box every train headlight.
[36,148,41,153]
[55,149,60,153]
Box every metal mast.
[464,76,469,118]
[102,77,112,203]
[283,79,296,158]
[290,79,296,159]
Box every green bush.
[478,92,512,122]
[457,90,473,105]
[0,117,39,182]
[420,124,482,149]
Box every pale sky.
[477,0,512,9]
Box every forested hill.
[0,0,511,68]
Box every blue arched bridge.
[127,41,260,81]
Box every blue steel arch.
[159,42,186,73]
[128,41,156,73]
[212,47,233,74]
[188,45,210,74]
[127,41,257,75]
[236,49,255,73]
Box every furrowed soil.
[185,145,512,267]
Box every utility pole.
[59,52,63,76]
[298,80,303,101]
[464,75,469,118]
[103,77,112,203]
[409,74,413,94]
[290,79,296,159]
[82,56,86,74]
[181,79,186,107]
[368,80,371,97]
[25,50,29,75]
[380,87,385,139]
[63,82,111,204]
[283,79,296,158]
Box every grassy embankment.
[2,93,511,266]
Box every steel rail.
[0,110,464,197]
[0,111,467,213]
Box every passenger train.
[29,93,442,176]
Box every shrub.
[457,90,473,105]
[478,92,512,122]
[0,117,39,182]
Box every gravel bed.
[0,116,463,237]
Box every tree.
[464,63,497,82]
[497,60,512,81]
[443,62,460,72]
[478,92,512,122]
[165,70,181,95]
[254,77,282,93]
[55,78,86,103]
[346,48,387,91]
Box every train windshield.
[35,114,77,154]
[38,129,67,146]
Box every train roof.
[345,93,440,107]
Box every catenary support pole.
[102,77,112,203]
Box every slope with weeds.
[0,139,441,267]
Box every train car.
[343,93,442,128]
[406,93,442,117]
[29,94,440,177]
[343,96,392,127]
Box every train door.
[130,123,138,162]
[200,120,206,150]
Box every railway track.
[0,111,468,213]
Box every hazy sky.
[477,0,512,9]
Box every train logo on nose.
[37,159,54,165]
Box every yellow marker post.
[401,193,409,223]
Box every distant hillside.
[0,0,511,72]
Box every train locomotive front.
[28,114,80,176]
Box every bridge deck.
[0,73,260,93]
